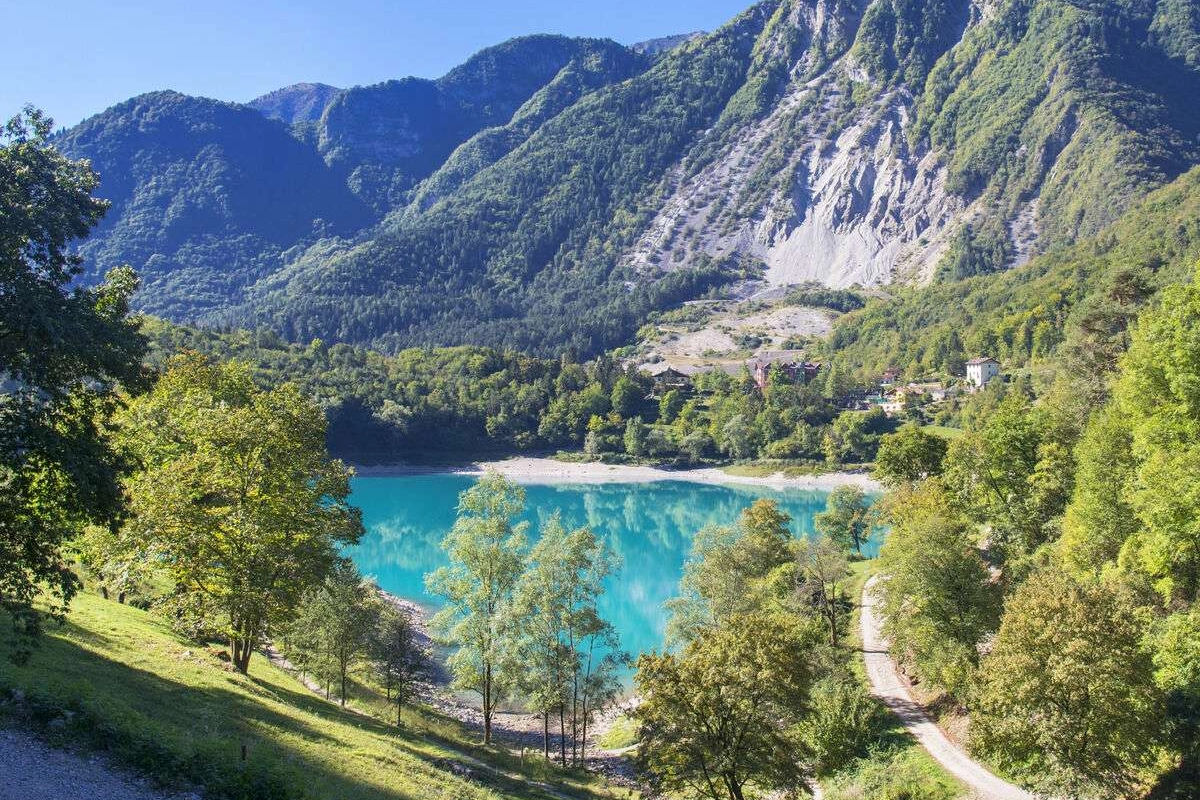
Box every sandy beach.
[353,456,881,492]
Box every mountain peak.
[630,31,704,56]
[249,82,342,125]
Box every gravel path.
[0,728,197,800]
[860,576,1034,800]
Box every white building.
[966,356,1000,388]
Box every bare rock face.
[757,93,963,287]
[622,0,1001,288]
[623,0,973,289]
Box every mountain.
[631,32,705,56]
[315,35,648,210]
[57,0,1200,356]
[57,35,648,326]
[249,82,341,124]
[56,91,373,321]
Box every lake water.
[348,474,877,664]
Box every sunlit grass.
[0,592,626,800]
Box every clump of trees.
[147,319,899,470]
[867,265,1200,798]
[636,499,884,799]
[426,474,625,756]
[285,563,424,723]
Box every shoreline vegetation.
[352,455,883,492]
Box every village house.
[749,351,821,391]
[644,363,696,395]
[966,356,1001,388]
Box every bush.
[803,678,881,777]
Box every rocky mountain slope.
[249,82,342,124]
[56,0,1200,355]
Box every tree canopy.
[0,107,145,662]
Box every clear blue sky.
[3,0,751,128]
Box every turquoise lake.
[347,474,877,664]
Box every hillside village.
[642,350,1004,419]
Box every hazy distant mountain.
[249,82,341,124]
[630,32,704,56]
[58,0,1200,356]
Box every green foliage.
[783,282,866,313]
[942,390,1075,559]
[1060,403,1139,576]
[426,473,528,743]
[369,601,423,726]
[508,513,623,765]
[937,219,1012,281]
[117,354,362,673]
[801,677,882,779]
[815,486,875,556]
[795,535,852,647]
[0,107,146,662]
[665,499,796,644]
[877,481,1000,698]
[874,423,948,486]
[823,408,891,465]
[972,569,1165,799]
[851,0,969,86]
[1114,266,1200,604]
[635,609,820,800]
[285,562,378,707]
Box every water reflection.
[348,475,874,665]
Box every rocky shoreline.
[372,587,641,786]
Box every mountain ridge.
[55,0,1200,355]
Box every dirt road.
[860,576,1034,800]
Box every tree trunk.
[543,713,550,759]
[559,702,567,766]
[483,662,492,744]
[571,672,579,765]
[340,662,347,707]
[580,699,588,766]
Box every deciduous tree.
[874,423,948,486]
[635,610,819,800]
[814,486,873,556]
[876,481,999,697]
[0,107,146,661]
[371,602,423,726]
[666,500,794,644]
[426,472,528,743]
[120,354,361,673]
[973,569,1163,799]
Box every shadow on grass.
[0,623,535,800]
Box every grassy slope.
[0,592,623,800]
[819,559,966,800]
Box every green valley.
[5,0,1200,798]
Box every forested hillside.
[820,166,1200,391]
[55,0,1200,356]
